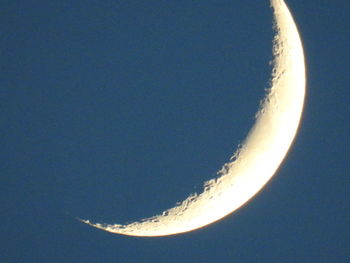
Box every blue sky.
[2,0,349,262]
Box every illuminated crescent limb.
[81,0,306,237]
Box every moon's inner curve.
[81,0,306,237]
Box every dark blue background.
[2,0,349,262]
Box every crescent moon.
[80,0,306,237]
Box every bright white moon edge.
[80,0,306,237]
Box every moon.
[80,0,306,237]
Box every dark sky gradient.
[2,0,349,262]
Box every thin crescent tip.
[77,217,92,225]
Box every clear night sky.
[2,0,349,262]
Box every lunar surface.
[81,0,306,237]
